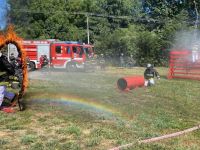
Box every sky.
[0,0,8,30]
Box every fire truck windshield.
[84,47,94,54]
[72,47,77,53]
[84,47,89,54]
[79,47,84,56]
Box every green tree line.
[7,0,200,66]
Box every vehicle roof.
[83,44,94,47]
[52,41,82,44]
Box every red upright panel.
[168,49,200,80]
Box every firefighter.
[98,54,106,70]
[88,52,94,59]
[144,63,160,87]
[192,44,199,63]
[40,55,49,67]
[9,53,22,69]
[120,53,125,67]
[0,52,18,107]
[9,53,15,62]
[126,54,136,68]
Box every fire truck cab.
[50,41,87,71]
[83,44,94,58]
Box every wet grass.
[0,67,200,149]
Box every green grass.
[86,137,102,147]
[56,125,81,137]
[0,67,200,149]
[21,135,38,145]
[0,139,8,146]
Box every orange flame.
[0,25,28,93]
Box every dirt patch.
[0,131,12,137]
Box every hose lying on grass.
[109,124,200,150]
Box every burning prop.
[0,25,28,111]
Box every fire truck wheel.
[28,62,35,71]
[66,62,77,72]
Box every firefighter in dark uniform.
[144,63,160,86]
[120,53,125,67]
[98,54,106,70]
[0,52,18,107]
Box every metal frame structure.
[168,50,200,80]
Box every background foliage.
[7,0,200,66]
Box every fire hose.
[109,124,200,150]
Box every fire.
[0,25,28,93]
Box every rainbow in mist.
[28,92,124,119]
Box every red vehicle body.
[8,40,94,71]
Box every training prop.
[0,25,28,111]
[168,50,200,80]
[117,76,145,91]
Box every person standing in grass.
[120,53,125,67]
[98,54,106,70]
[144,63,160,87]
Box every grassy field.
[1,67,200,150]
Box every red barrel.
[117,76,145,91]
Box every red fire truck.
[8,40,95,71]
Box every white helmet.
[192,44,199,51]
[147,63,152,68]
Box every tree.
[7,0,199,66]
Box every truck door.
[72,45,84,63]
[51,44,62,67]
[37,44,50,61]
[51,44,71,68]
